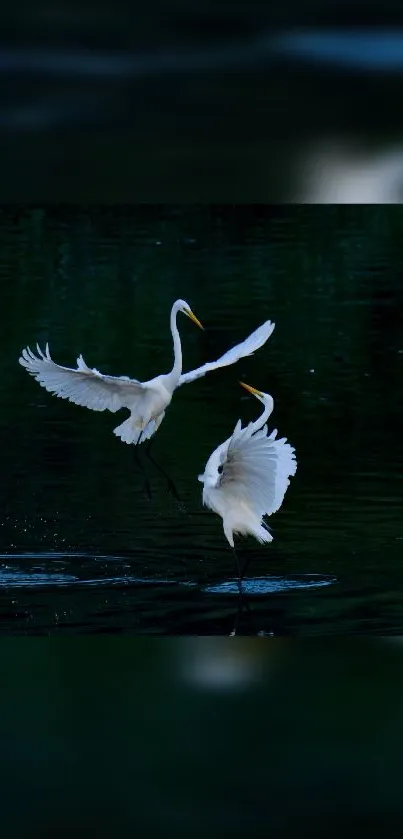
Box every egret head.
[240,381,266,401]
[176,299,204,330]
[240,382,274,413]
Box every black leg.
[240,553,253,581]
[242,595,259,634]
[232,546,245,598]
[232,545,241,577]
[230,587,244,635]
[145,439,183,504]
[230,588,259,635]
[231,546,260,635]
[133,446,152,500]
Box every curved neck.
[251,396,273,433]
[169,303,182,380]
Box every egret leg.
[231,547,260,634]
[242,596,258,635]
[240,553,252,581]
[133,446,152,500]
[232,547,244,596]
[232,546,241,577]
[145,439,182,503]
[229,588,244,635]
[229,587,258,635]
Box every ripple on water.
[0,553,199,590]
[0,555,338,596]
[0,571,77,588]
[203,574,338,596]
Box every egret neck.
[164,300,184,390]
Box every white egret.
[198,382,297,575]
[19,300,275,447]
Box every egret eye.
[218,464,223,474]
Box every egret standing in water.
[198,382,297,579]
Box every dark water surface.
[2,205,403,634]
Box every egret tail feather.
[113,417,143,445]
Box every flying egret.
[198,382,297,579]
[19,300,275,447]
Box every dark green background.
[1,205,403,633]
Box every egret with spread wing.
[19,301,275,447]
[198,382,296,576]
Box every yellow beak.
[239,381,264,398]
[184,307,204,330]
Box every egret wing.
[19,344,146,412]
[219,425,297,516]
[178,319,275,386]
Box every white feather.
[139,412,166,443]
[19,302,275,450]
[199,389,296,548]
[178,319,275,386]
[222,430,297,517]
[19,345,145,413]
